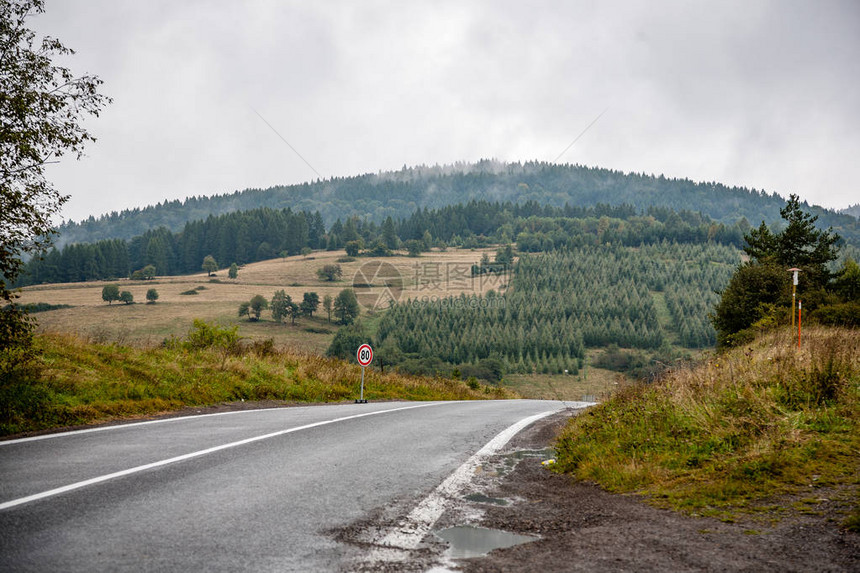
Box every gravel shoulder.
[460,412,860,572]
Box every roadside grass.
[503,368,628,402]
[554,326,860,522]
[0,324,516,437]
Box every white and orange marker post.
[788,268,801,329]
[798,300,802,350]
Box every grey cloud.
[34,0,860,222]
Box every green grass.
[650,290,680,346]
[0,326,516,436]
[554,326,860,519]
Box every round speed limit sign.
[357,344,373,367]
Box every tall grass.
[555,326,860,516]
[0,329,515,436]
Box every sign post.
[356,343,373,404]
[788,268,801,329]
[798,300,802,349]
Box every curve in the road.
[0,402,445,511]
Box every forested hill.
[56,160,860,247]
[19,201,745,286]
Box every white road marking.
[0,402,448,511]
[368,406,582,562]
[0,403,418,446]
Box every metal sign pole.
[360,367,365,402]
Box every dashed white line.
[0,404,391,446]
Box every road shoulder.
[460,412,860,572]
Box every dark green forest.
[21,209,324,284]
[19,200,748,286]
[375,243,739,379]
[55,160,860,248]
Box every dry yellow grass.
[504,368,628,402]
[17,248,502,349]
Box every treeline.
[395,201,747,249]
[55,160,860,248]
[375,243,739,378]
[18,200,746,286]
[21,208,324,285]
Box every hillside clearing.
[15,248,500,350]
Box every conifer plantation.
[377,243,738,377]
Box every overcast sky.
[33,0,860,223]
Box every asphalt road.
[0,400,564,572]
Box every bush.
[304,326,333,334]
[404,239,423,257]
[344,241,361,257]
[812,302,860,327]
[19,302,73,313]
[182,320,240,353]
[712,262,787,347]
[248,338,276,357]
[317,264,343,282]
[326,322,369,360]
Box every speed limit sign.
[356,344,373,403]
[357,344,373,367]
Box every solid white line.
[0,407,292,446]
[0,402,447,511]
[0,401,430,446]
[372,408,561,554]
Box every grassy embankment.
[555,326,859,526]
[0,324,515,437]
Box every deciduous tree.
[1,0,109,352]
[271,290,291,323]
[202,255,218,276]
[301,292,320,317]
[333,288,359,325]
[323,294,333,322]
[102,284,120,305]
[249,294,268,320]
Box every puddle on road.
[479,448,556,477]
[434,525,538,559]
[463,492,509,505]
